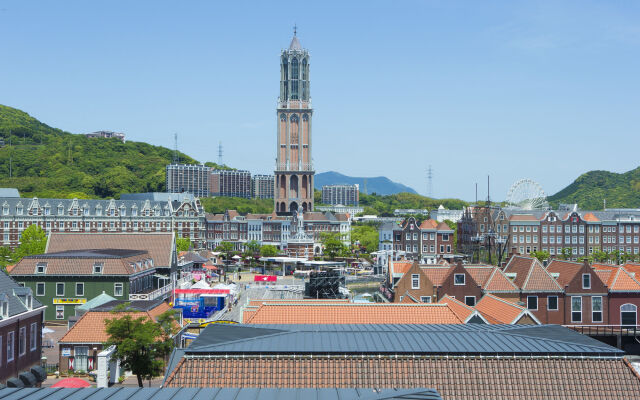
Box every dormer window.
[44,206,50,215]
[93,263,103,274]
[131,263,137,272]
[96,206,102,216]
[1,300,8,319]
[2,205,8,215]
[36,263,47,274]
[16,206,23,215]
[83,208,89,216]
[25,294,32,310]
[57,205,64,215]
[454,273,465,285]
[132,208,138,216]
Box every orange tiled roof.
[247,299,350,307]
[437,295,475,322]
[546,259,584,287]
[420,266,452,286]
[436,222,453,231]
[522,260,563,292]
[390,261,413,275]
[475,294,535,324]
[595,269,614,287]
[509,214,538,221]
[622,263,640,276]
[244,303,463,324]
[419,219,438,229]
[483,268,520,292]
[464,266,494,286]
[59,303,171,344]
[582,212,600,222]
[11,252,152,276]
[46,232,174,267]
[594,266,640,292]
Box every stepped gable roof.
[11,249,152,276]
[243,303,463,325]
[0,271,44,318]
[475,294,540,324]
[420,266,452,286]
[437,295,488,323]
[419,219,438,229]
[45,232,174,267]
[59,302,171,344]
[483,267,520,292]
[0,388,444,400]
[546,259,585,287]
[463,265,494,286]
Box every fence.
[43,363,59,374]
[564,324,640,337]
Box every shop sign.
[53,298,87,304]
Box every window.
[30,323,37,351]
[55,305,64,319]
[527,296,538,310]
[36,283,45,296]
[621,303,637,326]
[465,296,476,306]
[18,327,26,357]
[547,296,558,311]
[0,300,7,319]
[7,332,14,362]
[571,296,582,323]
[114,283,123,297]
[76,282,84,297]
[442,234,449,241]
[93,263,103,274]
[411,274,420,289]
[592,296,603,323]
[56,282,64,297]
[74,346,89,372]
[36,263,47,274]
[420,296,431,303]
[582,273,591,289]
[454,273,465,285]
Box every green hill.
[0,104,224,199]
[549,167,640,209]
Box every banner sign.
[254,275,277,282]
[61,347,71,357]
[53,298,87,305]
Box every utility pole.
[427,165,433,198]
[218,141,223,166]
[173,133,179,164]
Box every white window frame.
[76,282,84,297]
[55,305,64,320]
[411,274,420,290]
[36,282,45,296]
[7,331,14,362]
[30,322,37,351]
[582,273,591,289]
[420,296,431,303]
[56,282,65,297]
[18,326,26,357]
[114,283,124,297]
[465,296,476,306]
[592,296,603,323]
[571,296,582,323]
[454,273,465,285]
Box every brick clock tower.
[275,29,314,215]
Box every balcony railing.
[563,324,640,337]
[129,273,192,301]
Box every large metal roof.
[0,388,443,400]
[185,324,623,356]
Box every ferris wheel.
[505,179,548,210]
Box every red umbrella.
[50,377,91,388]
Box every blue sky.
[1,1,639,201]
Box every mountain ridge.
[314,171,418,195]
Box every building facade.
[0,196,205,249]
[321,184,359,206]
[251,174,275,199]
[274,32,314,214]
[166,164,210,198]
[210,170,252,198]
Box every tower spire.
[293,24,297,36]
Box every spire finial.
[293,24,297,36]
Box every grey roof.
[0,196,202,218]
[92,299,166,312]
[185,324,623,356]
[120,192,196,203]
[0,188,19,198]
[289,35,302,51]
[378,221,397,231]
[0,271,43,318]
[26,249,146,259]
[0,388,442,400]
[76,292,116,312]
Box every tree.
[244,240,261,257]
[259,245,279,257]
[530,250,550,263]
[176,237,191,252]
[104,304,178,387]
[321,232,347,260]
[559,247,572,260]
[350,225,378,255]
[215,241,235,271]
[12,224,47,262]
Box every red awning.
[173,289,230,294]
[254,275,277,282]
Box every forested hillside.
[549,167,640,209]
[0,105,222,198]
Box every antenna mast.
[173,133,179,164]
[427,165,433,197]
[218,141,223,166]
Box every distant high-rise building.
[274,30,314,214]
[166,164,210,198]
[252,174,275,199]
[321,184,359,206]
[210,170,252,198]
